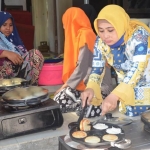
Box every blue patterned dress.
[88,26,150,116]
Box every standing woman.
[0,11,44,85]
[54,7,104,118]
[81,5,150,117]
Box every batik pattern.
[0,49,44,84]
[88,26,150,116]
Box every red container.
[38,63,63,85]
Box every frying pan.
[2,94,49,107]
[0,78,28,95]
[1,86,49,107]
[69,121,131,149]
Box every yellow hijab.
[94,4,150,42]
[62,7,96,91]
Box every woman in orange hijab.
[53,7,103,117]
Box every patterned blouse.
[87,26,150,115]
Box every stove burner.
[144,124,150,133]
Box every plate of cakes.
[69,118,131,149]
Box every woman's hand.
[81,88,94,107]
[2,51,23,65]
[101,93,119,116]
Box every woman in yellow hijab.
[81,4,150,117]
[54,7,104,117]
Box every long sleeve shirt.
[66,44,93,90]
[87,26,149,108]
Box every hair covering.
[79,4,97,33]
[94,4,150,42]
[0,11,24,48]
[62,7,96,91]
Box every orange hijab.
[62,7,96,91]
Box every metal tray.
[69,121,131,149]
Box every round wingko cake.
[93,123,108,130]
[80,118,91,131]
[84,136,100,143]
[106,127,122,134]
[72,131,87,138]
[2,86,48,100]
[102,134,118,142]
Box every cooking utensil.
[94,113,133,126]
[68,98,88,129]
[69,121,131,149]
[1,86,49,107]
[77,98,88,128]
[0,78,27,96]
[141,109,150,133]
[141,109,150,127]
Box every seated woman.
[54,7,101,118]
[0,11,44,85]
[81,4,150,117]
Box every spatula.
[77,98,88,128]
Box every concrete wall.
[31,0,47,49]
[56,0,73,54]
[32,0,72,54]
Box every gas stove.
[0,99,63,140]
